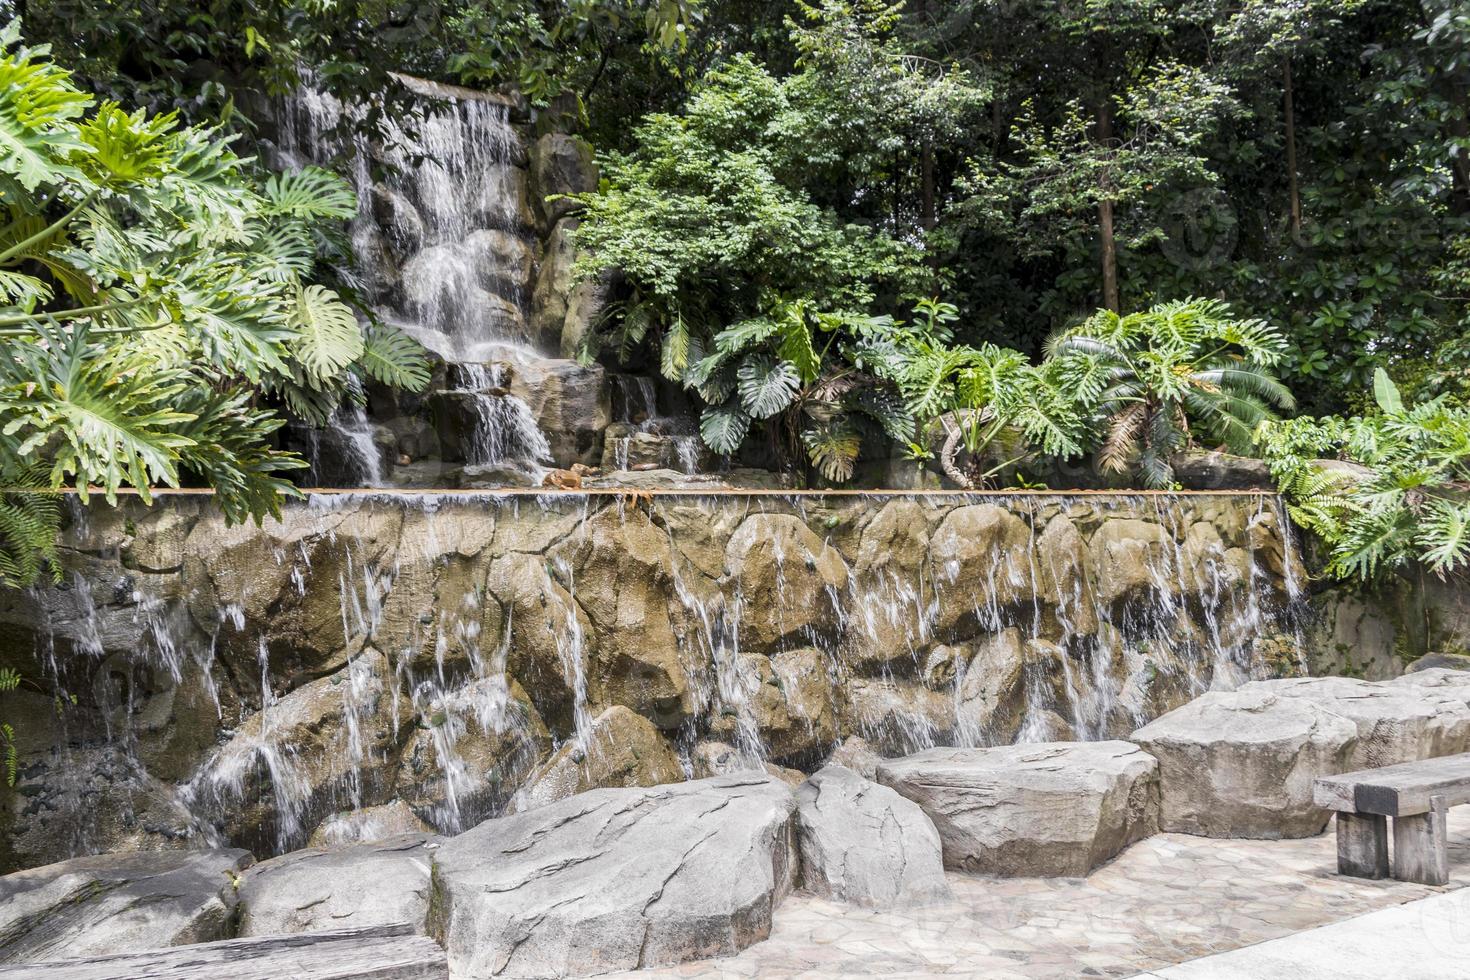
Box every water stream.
[3,491,1306,864]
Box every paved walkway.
[1131,889,1470,979]
[615,810,1470,979]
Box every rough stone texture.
[1241,676,1470,769]
[308,801,434,847]
[528,133,598,231]
[956,628,1027,742]
[236,833,438,937]
[510,706,683,813]
[826,736,881,780]
[795,766,951,908]
[725,514,849,653]
[708,649,839,763]
[1171,450,1274,490]
[5,493,1297,871]
[930,505,1034,633]
[1089,519,1173,607]
[0,848,251,963]
[1132,689,1359,839]
[184,649,413,855]
[395,676,551,829]
[430,774,797,979]
[506,356,609,466]
[1408,653,1470,674]
[877,742,1159,876]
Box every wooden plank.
[0,924,447,980]
[1392,795,1450,886]
[1336,812,1390,879]
[1313,753,1470,816]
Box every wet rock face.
[0,848,252,963]
[3,493,1296,871]
[509,705,684,812]
[876,742,1159,877]
[1132,689,1359,839]
[795,765,951,908]
[429,774,797,979]
[236,833,440,937]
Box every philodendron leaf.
[699,400,752,454]
[736,354,799,419]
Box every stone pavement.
[610,809,1470,979]
[1130,889,1470,979]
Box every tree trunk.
[1096,102,1120,314]
[1284,58,1303,238]
[1450,84,1470,216]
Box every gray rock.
[1241,676,1470,770]
[236,833,439,937]
[0,848,251,963]
[1171,450,1274,490]
[430,774,797,979]
[1132,689,1359,838]
[528,133,598,230]
[876,741,1159,876]
[308,801,434,847]
[795,766,951,908]
[1407,652,1470,674]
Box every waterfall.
[272,75,551,483]
[6,491,1308,867]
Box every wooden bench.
[0,923,447,980]
[1313,753,1470,886]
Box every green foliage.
[572,2,980,479]
[0,20,429,583]
[1261,369,1470,579]
[1048,298,1294,487]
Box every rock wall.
[0,491,1303,872]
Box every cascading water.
[3,491,1309,869]
[272,75,553,482]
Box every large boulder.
[236,833,439,937]
[1241,676,1470,769]
[795,766,951,908]
[1132,689,1359,838]
[0,848,251,963]
[724,514,849,653]
[929,505,1035,634]
[708,649,839,763]
[528,133,598,231]
[504,356,609,467]
[395,676,551,832]
[550,507,695,728]
[876,741,1159,876]
[509,706,683,813]
[429,774,797,978]
[1088,519,1173,607]
[181,649,413,855]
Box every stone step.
[0,924,447,980]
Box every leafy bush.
[1260,369,1470,580]
[1048,298,1295,488]
[0,20,428,585]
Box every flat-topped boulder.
[794,765,951,908]
[429,773,797,978]
[1133,689,1359,838]
[1242,676,1470,769]
[236,833,440,937]
[875,741,1159,877]
[0,848,251,963]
